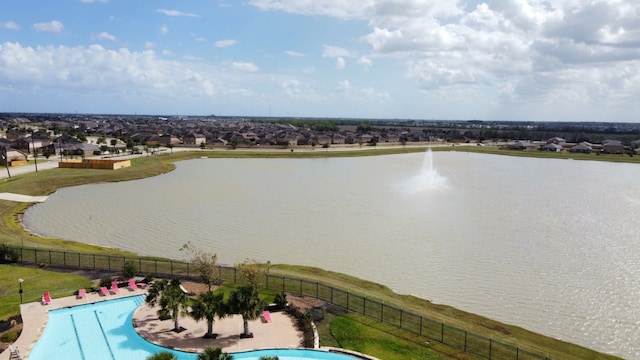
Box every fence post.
[234,268,237,283]
[170,260,173,276]
[282,276,285,292]
[187,262,189,277]
[400,309,403,328]
[441,322,444,343]
[139,258,142,275]
[363,298,366,316]
[63,251,66,267]
[489,339,492,360]
[419,316,423,336]
[331,287,334,304]
[35,248,37,264]
[380,303,384,322]
[93,254,95,269]
[266,275,269,290]
[299,279,302,295]
[78,252,80,267]
[108,255,112,271]
[154,259,157,274]
[316,282,319,298]
[464,331,467,351]
[49,249,51,265]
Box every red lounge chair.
[99,286,109,296]
[110,281,119,294]
[262,310,271,322]
[128,278,138,291]
[41,292,52,305]
[77,288,86,299]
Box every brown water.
[24,152,640,358]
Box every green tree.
[110,139,118,147]
[200,142,206,150]
[236,259,270,290]
[167,143,174,153]
[322,142,329,152]
[181,242,218,291]
[197,346,233,360]
[190,290,227,339]
[229,285,264,338]
[146,279,189,332]
[146,351,177,360]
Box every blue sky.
[1,0,639,122]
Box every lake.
[23,151,640,358]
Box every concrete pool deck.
[3,287,302,360]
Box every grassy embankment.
[0,146,626,359]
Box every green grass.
[0,147,628,359]
[0,264,92,320]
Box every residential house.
[508,140,537,151]
[183,133,207,146]
[602,140,624,154]
[539,143,563,152]
[569,142,593,154]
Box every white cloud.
[156,9,201,17]
[335,57,346,69]
[2,21,20,30]
[249,0,372,19]
[357,56,372,70]
[0,42,246,102]
[285,50,305,57]
[96,32,117,42]
[32,20,64,33]
[215,39,237,48]
[230,62,258,72]
[145,41,155,50]
[160,25,169,35]
[322,44,351,58]
[336,80,351,92]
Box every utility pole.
[1,146,10,178]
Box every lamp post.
[18,278,23,303]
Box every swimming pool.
[28,295,364,360]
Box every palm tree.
[197,346,233,360]
[146,278,189,332]
[229,285,264,338]
[146,351,177,360]
[190,290,226,338]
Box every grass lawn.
[0,264,92,320]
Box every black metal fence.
[8,245,549,360]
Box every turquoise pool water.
[28,295,361,360]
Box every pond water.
[23,152,640,358]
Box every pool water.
[28,295,361,360]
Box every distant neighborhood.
[0,113,639,165]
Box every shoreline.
[0,148,628,359]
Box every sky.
[1,0,639,122]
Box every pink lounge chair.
[41,291,51,305]
[128,278,138,291]
[77,288,86,299]
[99,286,109,296]
[262,310,271,322]
[110,281,119,294]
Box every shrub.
[274,292,287,309]
[99,276,112,288]
[122,260,138,280]
[0,244,19,263]
[286,306,314,348]
[143,274,155,284]
[0,329,20,343]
